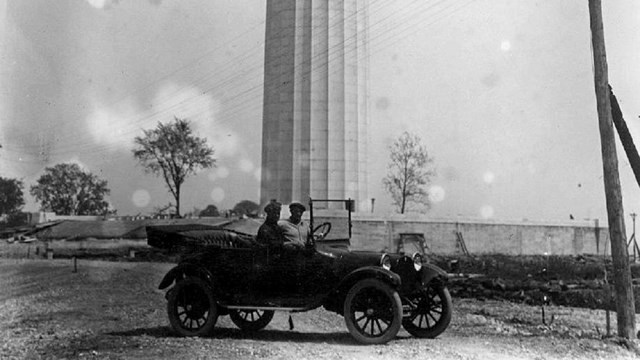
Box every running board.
[222,305,308,312]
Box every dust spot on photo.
[481,72,500,88]
[375,97,390,110]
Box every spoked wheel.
[402,283,452,338]
[167,277,218,336]
[229,309,275,331]
[344,279,403,344]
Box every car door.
[296,248,342,298]
[251,246,305,300]
[211,248,257,302]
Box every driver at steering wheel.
[278,202,310,249]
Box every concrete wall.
[27,212,105,225]
[314,212,609,256]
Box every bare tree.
[132,117,215,217]
[383,132,435,214]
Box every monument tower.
[260,0,369,209]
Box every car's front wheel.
[343,278,403,344]
[402,283,452,338]
[167,277,218,336]
[229,309,274,331]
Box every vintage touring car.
[147,199,452,344]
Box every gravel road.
[1,259,638,360]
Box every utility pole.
[631,213,638,262]
[588,0,636,339]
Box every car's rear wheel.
[402,283,452,338]
[229,309,274,331]
[344,278,403,344]
[167,277,218,336]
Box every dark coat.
[256,220,285,247]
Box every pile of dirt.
[431,254,640,311]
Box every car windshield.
[402,241,425,255]
[398,233,427,255]
[308,199,353,243]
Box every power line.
[6,0,475,165]
[6,0,388,155]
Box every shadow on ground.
[109,325,358,344]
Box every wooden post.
[588,0,636,339]
[632,213,638,262]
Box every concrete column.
[261,0,297,203]
[292,0,312,201]
[327,0,346,206]
[309,0,329,201]
[261,0,369,208]
[356,0,370,209]
[344,0,359,201]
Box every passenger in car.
[256,200,285,247]
[278,202,309,249]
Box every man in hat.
[257,200,285,247]
[278,202,310,249]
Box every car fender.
[420,263,449,286]
[338,266,401,293]
[158,263,215,290]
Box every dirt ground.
[1,258,640,360]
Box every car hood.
[317,246,386,268]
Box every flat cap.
[289,202,306,212]
[264,200,282,213]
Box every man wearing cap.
[257,200,285,247]
[278,202,310,249]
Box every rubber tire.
[229,309,275,331]
[343,278,403,345]
[402,284,452,338]
[167,277,218,337]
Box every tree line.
[1,117,435,227]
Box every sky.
[1,0,639,232]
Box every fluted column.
[261,0,369,210]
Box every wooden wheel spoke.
[429,307,443,315]
[374,319,384,334]
[361,317,371,331]
[408,311,419,321]
[427,312,438,324]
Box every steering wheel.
[312,222,332,242]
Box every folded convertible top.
[146,224,255,250]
